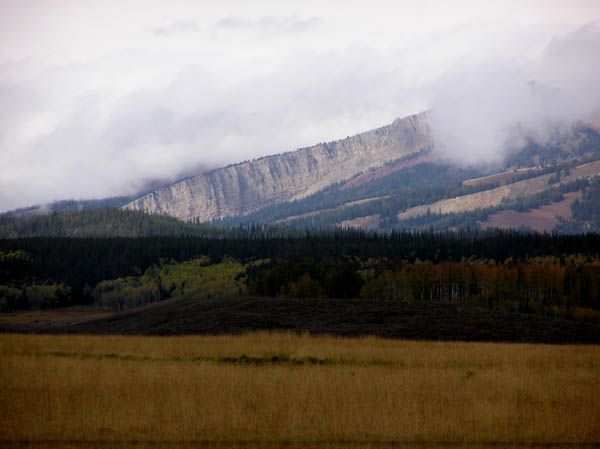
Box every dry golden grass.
[480,192,581,233]
[0,333,598,448]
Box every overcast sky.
[1,0,599,211]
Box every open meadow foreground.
[0,333,598,449]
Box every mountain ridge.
[6,110,600,235]
[122,112,432,221]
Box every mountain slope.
[218,123,600,232]
[11,110,596,234]
[480,191,581,232]
[122,113,432,221]
[396,160,600,221]
[2,196,135,218]
[0,208,217,238]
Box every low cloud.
[215,15,322,35]
[0,49,416,211]
[429,23,600,165]
[1,2,599,212]
[151,20,200,36]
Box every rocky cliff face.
[122,112,432,221]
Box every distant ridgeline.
[2,122,600,235]
[212,124,600,232]
[1,196,134,217]
[3,164,599,238]
[216,161,595,231]
[0,208,219,238]
[118,108,600,230]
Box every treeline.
[93,257,245,310]
[0,208,218,238]
[1,196,134,218]
[247,256,600,312]
[0,283,71,311]
[1,230,600,309]
[0,250,71,310]
[248,258,363,299]
[557,177,600,233]
[2,241,600,315]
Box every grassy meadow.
[0,333,599,448]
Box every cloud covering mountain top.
[0,0,599,211]
[430,23,600,164]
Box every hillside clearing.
[275,195,390,224]
[480,191,581,232]
[338,214,381,229]
[397,159,600,221]
[462,166,542,187]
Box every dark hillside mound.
[0,208,217,238]
[7,296,599,344]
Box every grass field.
[1,333,599,448]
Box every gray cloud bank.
[430,24,600,164]
[151,20,201,36]
[1,12,599,212]
[0,48,412,211]
[215,15,322,34]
